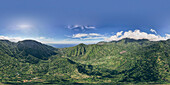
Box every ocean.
[49,44,77,48]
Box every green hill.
[0,38,169,84]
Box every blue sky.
[0,0,170,44]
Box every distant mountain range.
[0,38,169,84]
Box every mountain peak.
[78,43,86,46]
[0,39,11,42]
[121,38,149,41]
[110,38,149,43]
[18,40,42,44]
[17,39,57,60]
[76,43,86,47]
[17,40,43,47]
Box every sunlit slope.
[62,38,170,82]
[0,38,169,84]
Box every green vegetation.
[0,38,169,84]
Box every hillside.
[0,38,169,84]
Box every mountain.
[0,38,169,84]
[0,40,57,63]
[63,38,152,60]
[17,40,57,60]
[62,38,170,82]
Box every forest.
[0,38,169,84]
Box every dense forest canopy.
[0,38,169,84]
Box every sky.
[0,0,170,44]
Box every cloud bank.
[105,29,169,41]
[72,33,102,38]
[0,29,169,44]
[72,33,106,40]
[71,29,170,42]
[0,36,99,44]
[0,36,45,42]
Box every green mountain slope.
[62,38,170,82]
[17,40,57,60]
[0,40,58,63]
[0,38,169,84]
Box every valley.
[0,38,169,84]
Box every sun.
[18,24,31,29]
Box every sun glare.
[18,24,31,29]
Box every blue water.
[49,44,77,48]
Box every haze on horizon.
[0,0,170,44]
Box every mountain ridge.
[1,38,170,47]
[0,38,169,84]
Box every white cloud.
[72,33,88,38]
[89,33,101,36]
[0,35,99,44]
[72,33,105,40]
[105,30,170,41]
[1,30,169,44]
[0,36,47,43]
[0,36,23,42]
[85,26,96,29]
[116,31,123,36]
[67,25,96,30]
[150,29,157,34]
[83,36,107,40]
[68,25,81,29]
[43,40,99,44]
[105,35,119,41]
[39,37,45,39]
[165,34,170,39]
[105,31,123,41]
[71,30,170,43]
